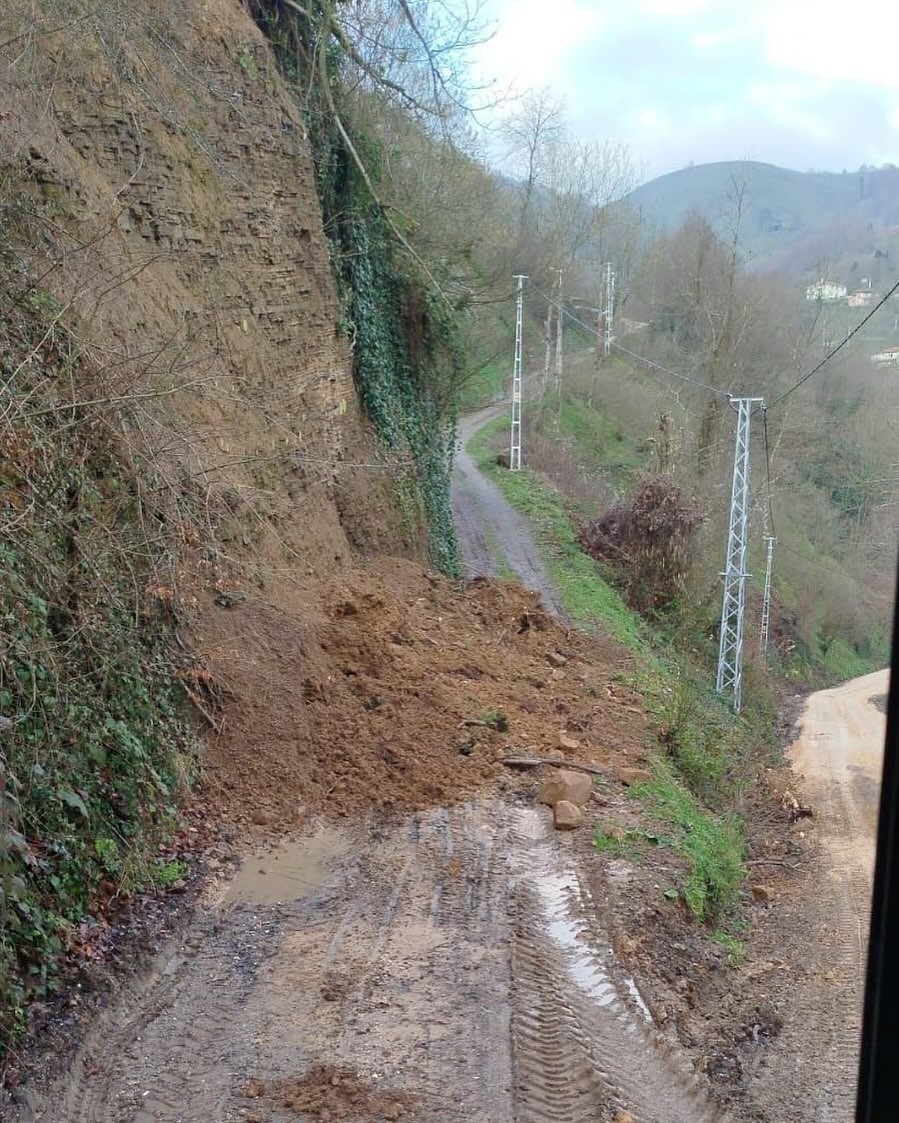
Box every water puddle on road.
[226,828,349,905]
[531,868,653,1024]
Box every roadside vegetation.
[0,229,199,1050]
[469,412,777,928]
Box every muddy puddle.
[533,869,653,1023]
[225,827,349,905]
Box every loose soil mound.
[256,1065,414,1121]
[195,559,648,827]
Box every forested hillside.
[629,159,899,269]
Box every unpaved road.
[15,804,725,1123]
[739,669,888,1123]
[452,405,566,619]
[11,415,887,1123]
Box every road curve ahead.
[747,668,888,1123]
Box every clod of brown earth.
[780,789,814,821]
[618,767,652,786]
[751,884,774,903]
[537,769,593,808]
[268,1064,414,1121]
[553,800,584,830]
[197,561,646,828]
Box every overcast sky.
[470,0,899,182]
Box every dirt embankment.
[1,0,413,577]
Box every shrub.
[579,475,704,615]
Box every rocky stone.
[251,809,272,826]
[537,769,593,808]
[553,800,583,830]
[558,731,580,751]
[617,767,651,786]
[546,650,568,667]
[751,884,774,903]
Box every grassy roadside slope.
[467,415,763,931]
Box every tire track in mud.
[44,910,277,1123]
[18,803,727,1123]
[506,811,726,1123]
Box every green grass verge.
[556,396,643,483]
[632,760,746,923]
[469,418,647,654]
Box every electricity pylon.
[510,274,527,471]
[760,534,776,655]
[716,396,764,712]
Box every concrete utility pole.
[602,262,616,357]
[716,396,764,712]
[553,269,563,393]
[760,534,776,655]
[510,274,527,471]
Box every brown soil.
[259,1065,415,1121]
[195,558,647,828]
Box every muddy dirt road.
[452,406,566,619]
[16,803,725,1123]
[740,669,888,1123]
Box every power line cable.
[768,277,899,411]
[534,288,731,400]
[612,342,732,399]
[762,408,777,537]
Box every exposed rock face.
[1,0,412,575]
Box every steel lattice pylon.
[716,396,764,712]
[510,274,526,471]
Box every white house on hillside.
[871,346,899,367]
[806,281,848,302]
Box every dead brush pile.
[578,475,705,616]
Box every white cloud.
[763,1,899,88]
[469,0,899,175]
[746,82,833,140]
[470,0,605,98]
[637,0,717,15]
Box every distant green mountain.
[628,161,899,269]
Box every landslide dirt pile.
[196,560,649,825]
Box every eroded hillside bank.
[0,0,458,1052]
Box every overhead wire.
[767,276,899,411]
[535,287,732,400]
